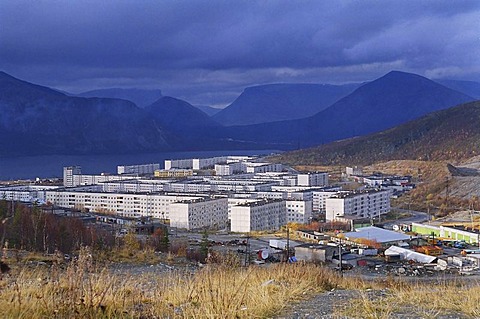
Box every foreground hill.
[272,100,480,166]
[0,72,170,156]
[218,71,475,149]
[213,83,360,125]
[77,88,163,108]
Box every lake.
[0,150,279,181]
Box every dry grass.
[343,279,480,318]
[0,249,343,318]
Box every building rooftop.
[330,189,388,199]
[343,226,411,244]
[235,198,284,207]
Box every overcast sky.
[1,1,479,107]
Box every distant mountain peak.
[77,87,163,108]
[213,82,360,125]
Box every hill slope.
[194,105,222,116]
[144,97,238,150]
[213,83,359,125]
[272,100,480,166]
[0,72,170,156]
[437,79,480,99]
[77,88,163,108]
[219,71,475,149]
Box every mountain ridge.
[0,72,171,156]
[213,82,360,125]
[271,100,480,166]
[77,88,163,108]
[216,71,475,149]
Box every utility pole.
[244,234,250,267]
[286,227,290,262]
[445,177,449,208]
[338,238,343,277]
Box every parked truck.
[269,239,288,250]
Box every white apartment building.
[101,179,168,193]
[230,199,286,233]
[166,156,257,171]
[165,159,194,170]
[0,185,59,203]
[286,200,312,224]
[296,172,328,187]
[169,197,228,230]
[63,166,82,187]
[325,190,391,221]
[227,198,259,220]
[44,190,201,219]
[245,163,283,174]
[345,166,363,177]
[63,166,138,187]
[311,187,342,212]
[117,163,160,175]
[214,162,244,176]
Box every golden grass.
[0,249,343,318]
[343,279,480,319]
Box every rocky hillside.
[272,100,480,166]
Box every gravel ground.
[276,288,470,319]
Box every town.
[2,154,478,277]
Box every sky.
[1,1,479,108]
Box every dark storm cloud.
[1,0,479,107]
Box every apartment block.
[297,172,328,187]
[44,190,200,219]
[325,189,391,221]
[169,197,228,230]
[230,199,286,233]
[117,163,160,175]
[286,199,312,224]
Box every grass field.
[2,249,479,318]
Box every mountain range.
[217,71,475,149]
[0,72,170,156]
[213,83,360,125]
[0,70,478,157]
[272,100,480,166]
[76,88,163,108]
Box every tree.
[151,227,169,252]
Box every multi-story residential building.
[165,156,256,171]
[154,169,193,178]
[0,185,59,203]
[164,159,194,170]
[44,190,201,219]
[63,166,82,187]
[227,198,259,220]
[169,197,228,230]
[63,166,137,187]
[100,179,168,193]
[117,163,160,175]
[311,187,342,212]
[214,162,244,176]
[286,199,312,224]
[325,189,391,221]
[230,199,286,232]
[244,163,283,174]
[296,172,328,187]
